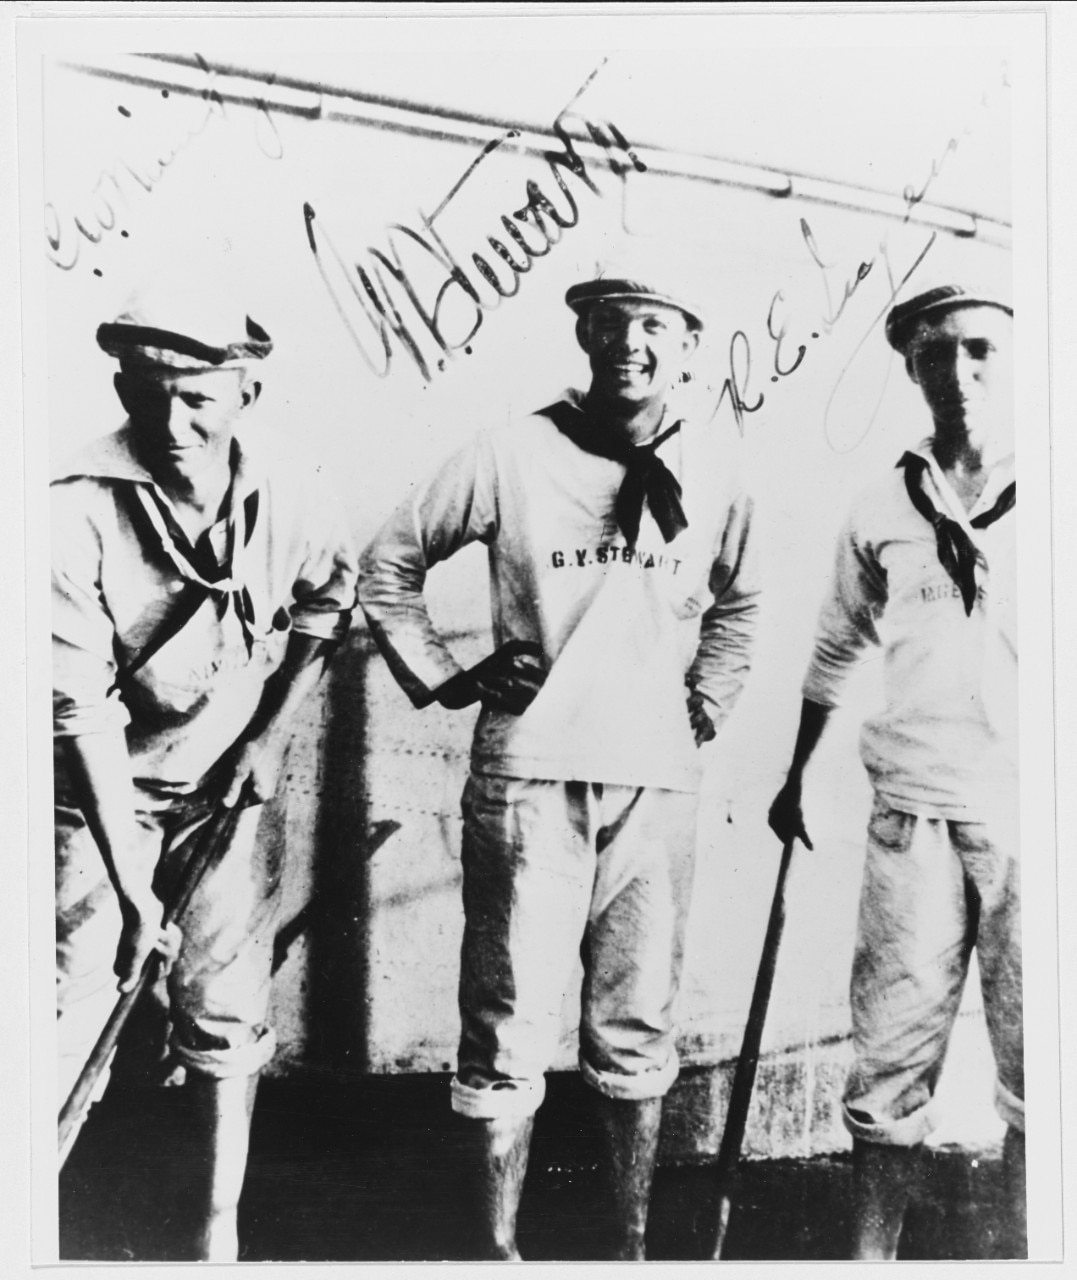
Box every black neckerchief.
[539,400,688,548]
[141,485,260,642]
[898,451,1016,616]
[109,480,262,695]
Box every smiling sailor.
[52,283,357,1259]
[357,259,761,1260]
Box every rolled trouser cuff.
[580,1047,679,1102]
[450,1074,546,1120]
[841,1096,938,1147]
[996,1079,1025,1132]
[170,1025,277,1080]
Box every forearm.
[358,436,497,705]
[768,698,833,850]
[216,633,339,808]
[690,491,761,727]
[357,516,469,706]
[784,698,833,782]
[60,731,156,914]
[245,633,337,744]
[688,597,760,730]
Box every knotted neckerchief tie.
[539,401,689,548]
[898,451,1016,616]
[132,483,261,654]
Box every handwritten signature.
[708,221,936,447]
[304,65,645,383]
[46,54,282,273]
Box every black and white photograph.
[7,3,1068,1271]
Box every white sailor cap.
[97,283,272,371]
[566,256,707,332]
[885,282,1012,354]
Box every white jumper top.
[802,444,1017,822]
[357,397,760,794]
[52,424,358,804]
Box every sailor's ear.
[240,378,262,409]
[681,327,701,360]
[905,354,919,383]
[575,313,593,354]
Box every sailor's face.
[906,305,1013,450]
[581,299,699,407]
[117,367,254,485]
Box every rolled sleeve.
[801,517,887,708]
[52,484,129,738]
[688,489,761,730]
[288,474,359,642]
[52,646,130,737]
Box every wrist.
[434,668,479,710]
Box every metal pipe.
[61,52,1011,246]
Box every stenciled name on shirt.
[549,544,683,574]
